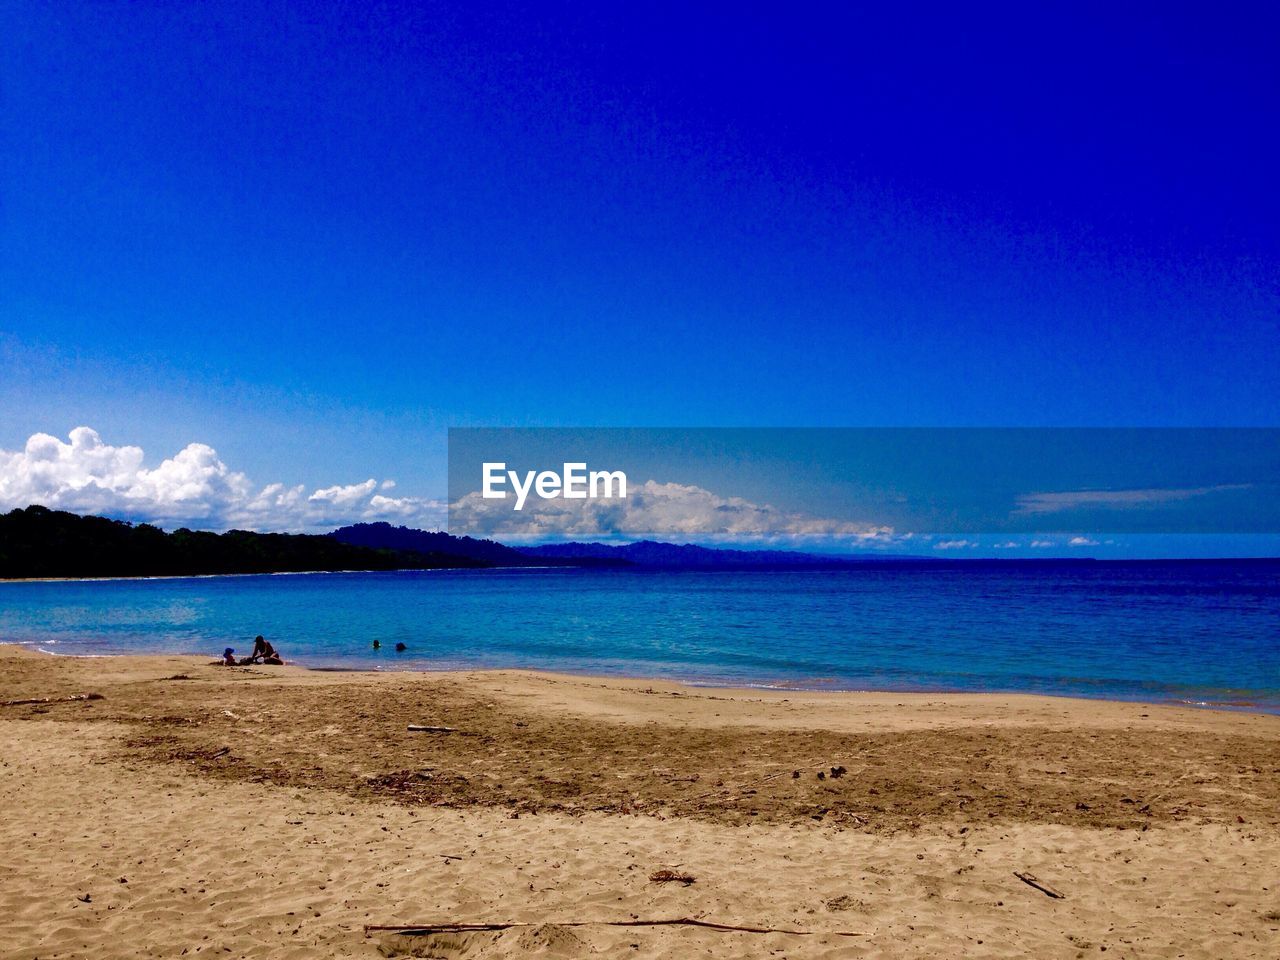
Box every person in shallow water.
[242,635,284,665]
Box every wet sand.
[1,644,1277,958]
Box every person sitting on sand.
[220,647,237,666]
[243,635,284,665]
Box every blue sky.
[1,2,1277,539]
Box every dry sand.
[1,643,1277,958]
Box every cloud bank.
[0,427,444,531]
[933,539,977,550]
[1014,484,1251,515]
[450,479,895,544]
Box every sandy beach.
[1,644,1277,959]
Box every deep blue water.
[1,563,1277,711]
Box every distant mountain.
[4,509,1068,581]
[0,506,485,579]
[327,522,628,568]
[329,525,916,570]
[517,539,923,569]
[329,522,531,564]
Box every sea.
[2,562,1277,712]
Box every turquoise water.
[2,562,1277,711]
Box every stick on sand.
[1014,871,1066,899]
[1,693,103,707]
[365,917,868,937]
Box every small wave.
[1179,697,1260,709]
[34,647,117,658]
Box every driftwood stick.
[1014,871,1065,899]
[407,724,458,733]
[1,693,103,707]
[365,917,867,937]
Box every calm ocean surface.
[2,563,1277,711]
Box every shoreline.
[13,640,1280,716]
[0,565,631,585]
[0,566,480,585]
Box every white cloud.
[1068,536,1100,546]
[933,539,977,550]
[0,427,444,532]
[309,479,379,506]
[1014,484,1250,515]
[450,478,895,545]
[1029,539,1055,548]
